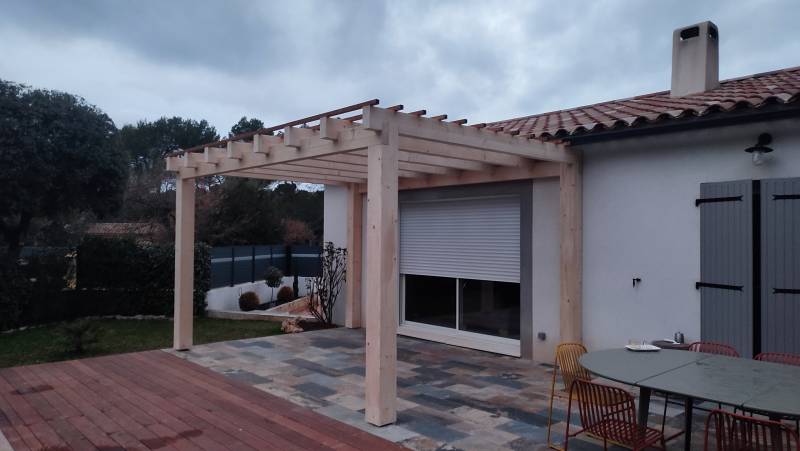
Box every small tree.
[306,242,347,325]
[264,265,283,303]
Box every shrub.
[77,236,211,317]
[264,266,283,302]
[60,319,100,354]
[0,265,30,331]
[276,285,294,304]
[306,242,347,325]
[239,291,260,311]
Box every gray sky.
[1,0,798,135]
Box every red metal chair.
[688,341,741,357]
[659,341,740,439]
[704,409,799,451]
[565,379,666,451]
[751,352,800,430]
[755,352,800,366]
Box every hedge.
[0,237,211,331]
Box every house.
[86,222,167,243]
[322,21,800,362]
[166,21,799,426]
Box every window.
[402,274,520,340]
[403,274,456,328]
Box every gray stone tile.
[294,381,336,398]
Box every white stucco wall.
[580,118,800,351]
[531,178,561,362]
[322,185,349,325]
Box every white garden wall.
[205,276,311,312]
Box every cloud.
[1,0,797,135]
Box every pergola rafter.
[165,99,581,428]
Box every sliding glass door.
[401,274,521,348]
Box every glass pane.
[459,279,520,339]
[404,274,456,328]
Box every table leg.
[683,396,693,451]
[638,387,651,427]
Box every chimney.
[670,21,719,97]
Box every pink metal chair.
[565,379,666,451]
[755,352,800,367]
[688,341,741,357]
[704,409,799,451]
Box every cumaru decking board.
[0,350,408,451]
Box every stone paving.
[168,328,709,450]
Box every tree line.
[0,79,323,263]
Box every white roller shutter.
[400,195,520,283]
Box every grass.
[0,317,284,368]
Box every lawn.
[0,317,284,368]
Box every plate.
[625,344,661,352]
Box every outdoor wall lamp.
[744,133,773,166]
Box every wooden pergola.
[165,99,581,426]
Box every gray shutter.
[761,178,800,354]
[699,180,753,357]
[400,195,520,283]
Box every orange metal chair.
[547,343,594,450]
[704,409,799,451]
[565,379,666,451]
[688,341,741,357]
[755,352,800,366]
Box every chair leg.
[563,384,575,451]
[547,365,563,450]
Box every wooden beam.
[173,178,195,350]
[275,160,423,179]
[364,131,398,426]
[359,162,560,192]
[345,183,363,328]
[253,134,282,154]
[319,153,450,175]
[559,159,582,343]
[246,168,364,183]
[319,117,352,141]
[284,126,316,148]
[398,137,528,167]
[230,170,346,185]
[182,127,381,179]
[363,106,575,163]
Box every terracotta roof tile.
[489,66,800,139]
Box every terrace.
[0,329,703,451]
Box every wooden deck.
[0,350,407,451]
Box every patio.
[0,347,405,451]
[170,328,703,450]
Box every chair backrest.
[689,341,741,357]
[704,409,800,451]
[755,352,800,367]
[555,342,592,390]
[570,379,638,443]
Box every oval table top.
[580,348,800,417]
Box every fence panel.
[209,244,321,289]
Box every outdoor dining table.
[580,348,800,451]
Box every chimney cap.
[671,21,720,97]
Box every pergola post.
[364,130,399,426]
[173,177,196,351]
[345,183,363,328]
[559,159,583,343]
